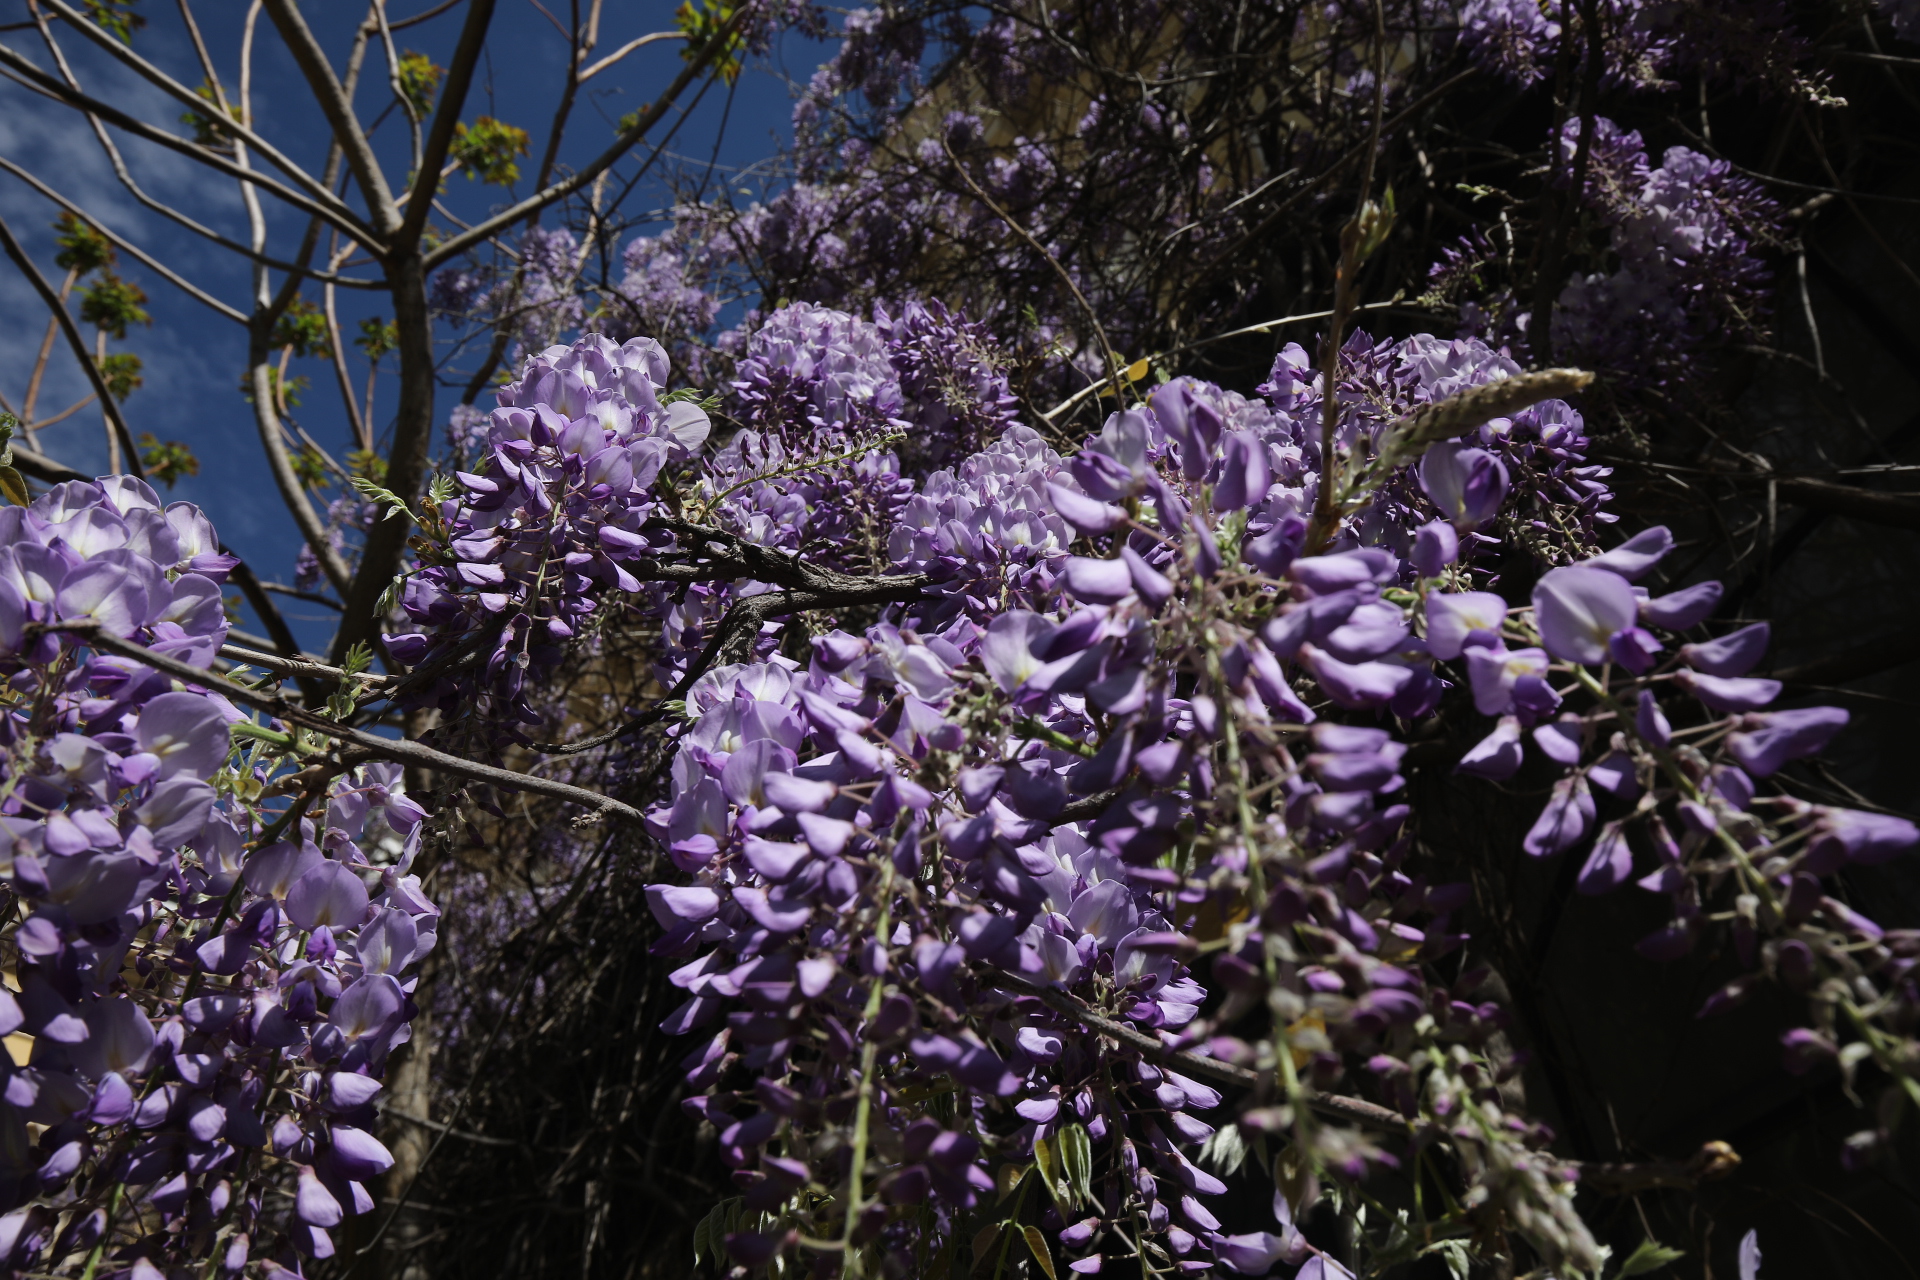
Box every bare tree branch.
[40,0,369,219]
[397,0,497,247]
[247,356,355,598]
[386,0,464,29]
[0,41,384,246]
[372,0,426,176]
[261,0,403,237]
[0,151,376,287]
[324,271,372,450]
[423,1,751,267]
[223,556,331,703]
[257,580,347,611]
[220,642,392,688]
[29,622,645,824]
[26,393,96,433]
[0,211,144,481]
[578,30,682,82]
[172,0,221,91]
[8,441,85,483]
[527,0,592,200]
[1742,474,1920,531]
[0,157,246,322]
[1771,632,1920,686]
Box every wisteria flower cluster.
[0,478,438,1276]
[1435,116,1777,393]
[394,303,1029,737]
[429,227,586,362]
[1548,118,1779,381]
[1455,0,1678,92]
[375,310,1918,1279]
[387,334,712,734]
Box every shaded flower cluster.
[1443,528,1920,1169]
[429,227,585,362]
[1455,0,1679,92]
[1437,116,1780,394]
[1549,119,1779,382]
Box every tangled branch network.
[0,299,1912,1278]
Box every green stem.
[990,1177,1030,1280]
[839,854,898,1277]
[1568,667,1783,917]
[1014,717,1096,759]
[1202,642,1314,1159]
[233,720,297,748]
[77,1181,124,1280]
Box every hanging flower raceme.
[0,478,438,1276]
[385,334,712,734]
[603,325,1622,1274]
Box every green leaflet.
[1615,1238,1686,1278]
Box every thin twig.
[423,1,752,266]
[32,623,644,823]
[39,0,370,220]
[578,29,683,80]
[0,38,381,246]
[0,152,380,289]
[0,211,145,480]
[1041,302,1399,422]
[943,133,1124,394]
[220,643,392,687]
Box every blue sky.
[0,1,828,651]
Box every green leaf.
[1197,1123,1248,1177]
[1031,1134,1069,1213]
[1615,1238,1686,1278]
[104,353,145,402]
[270,296,331,358]
[79,271,150,339]
[690,1209,710,1270]
[53,212,115,275]
[450,116,531,186]
[1019,1226,1058,1280]
[355,315,399,361]
[350,476,411,521]
[339,643,375,678]
[83,0,145,44]
[1057,1123,1093,1207]
[1429,1239,1472,1280]
[375,573,409,620]
[1348,190,1397,267]
[397,50,444,116]
[663,387,724,412]
[691,1196,741,1273]
[138,433,198,487]
[0,415,25,506]
[676,0,746,84]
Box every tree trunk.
[333,250,435,663]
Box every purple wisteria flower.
[0,481,437,1275]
